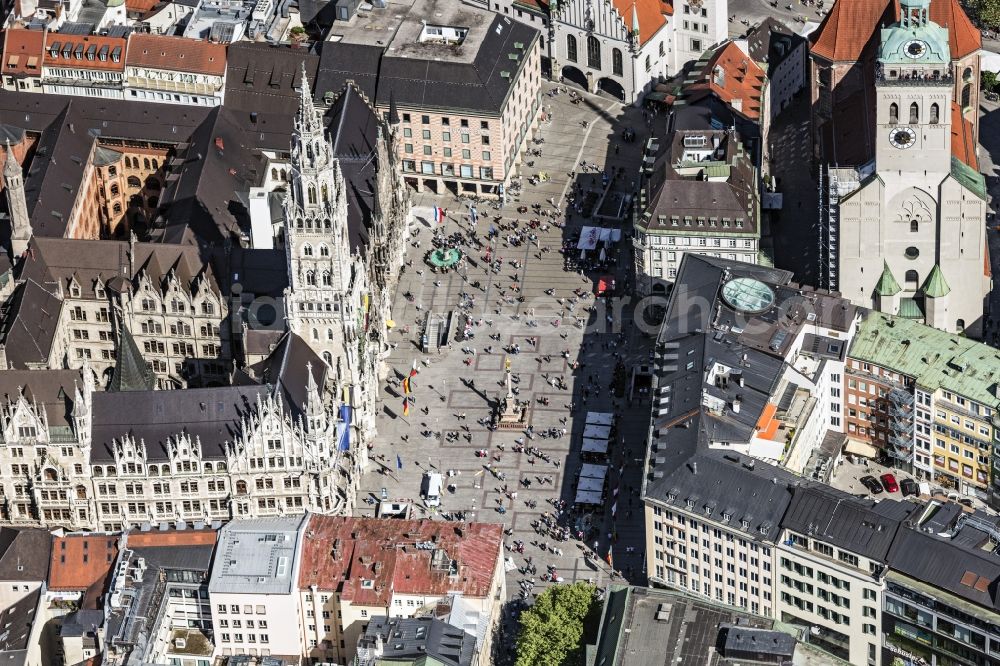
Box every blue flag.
[396,455,403,470]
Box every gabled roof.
[224,42,319,115]
[1,28,45,78]
[611,0,671,46]
[686,42,767,121]
[810,0,980,62]
[0,369,80,430]
[43,34,127,72]
[0,529,51,582]
[48,533,120,607]
[125,34,226,76]
[0,279,62,369]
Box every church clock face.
[889,126,916,149]
[904,39,927,58]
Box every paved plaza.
[353,82,658,657]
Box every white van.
[422,472,442,507]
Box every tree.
[974,0,1000,31]
[515,582,596,666]
[983,70,998,94]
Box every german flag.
[402,397,410,417]
[402,377,411,394]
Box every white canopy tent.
[586,411,614,426]
[583,424,612,440]
[581,437,609,455]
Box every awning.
[586,412,614,426]
[577,476,604,493]
[583,424,612,440]
[580,463,608,481]
[844,440,879,459]
[575,490,604,505]
[581,437,609,454]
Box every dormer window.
[722,512,732,522]
[69,283,81,298]
[740,519,750,529]
[685,499,695,509]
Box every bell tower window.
[909,102,919,124]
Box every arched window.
[113,202,122,215]
[957,319,966,331]
[322,271,332,286]
[109,183,119,196]
[567,35,577,63]
[319,244,329,257]
[929,103,939,124]
[127,176,141,188]
[151,159,158,169]
[327,328,334,340]
[962,83,972,108]
[76,485,87,499]
[280,169,287,181]
[312,328,319,341]
[204,462,213,473]
[910,219,918,232]
[889,103,898,124]
[323,351,333,366]
[324,219,332,229]
[322,184,329,203]
[612,48,623,76]
[963,66,973,81]
[909,102,919,123]
[306,271,316,286]
[271,167,278,180]
[143,158,151,169]
[905,270,919,286]
[44,469,57,482]
[587,36,601,69]
[235,480,248,495]
[303,244,313,256]
[308,186,317,205]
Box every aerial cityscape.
[0,0,999,662]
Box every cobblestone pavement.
[354,82,658,651]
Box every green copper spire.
[875,261,901,296]
[921,264,951,298]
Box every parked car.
[860,475,884,494]
[880,473,899,493]
[900,478,919,497]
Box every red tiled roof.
[299,517,503,605]
[125,0,160,13]
[811,0,980,61]
[951,101,978,169]
[48,534,119,608]
[43,34,127,72]
[127,529,217,548]
[125,34,227,76]
[686,42,767,120]
[612,0,671,46]
[2,28,45,78]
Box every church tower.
[283,65,357,368]
[874,0,953,173]
[3,141,31,259]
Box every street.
[355,81,656,661]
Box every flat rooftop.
[327,0,494,63]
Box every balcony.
[875,64,954,86]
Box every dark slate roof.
[212,246,288,298]
[108,321,156,392]
[89,385,273,462]
[245,330,325,413]
[718,624,796,659]
[0,369,79,430]
[359,616,476,666]
[59,608,104,638]
[375,16,538,114]
[642,255,859,541]
[0,279,62,369]
[327,84,380,255]
[0,588,40,659]
[0,93,210,238]
[315,41,381,103]
[781,485,915,561]
[0,529,51,582]
[225,42,320,116]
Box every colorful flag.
[403,377,411,394]
[402,398,410,416]
[396,454,403,470]
[606,548,613,567]
[433,207,445,224]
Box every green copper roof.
[849,313,1000,406]
[897,297,924,319]
[109,320,156,392]
[875,261,902,296]
[950,157,987,201]
[921,264,951,298]
[879,22,950,64]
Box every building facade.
[41,34,126,100]
[830,0,989,338]
[123,34,227,106]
